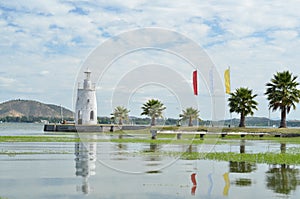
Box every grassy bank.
[0,136,80,142]
[183,151,300,165]
[139,150,300,165]
[2,133,300,143]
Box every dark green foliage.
[228,87,258,127]
[111,106,130,125]
[97,117,112,124]
[141,99,166,126]
[179,107,200,126]
[265,71,300,128]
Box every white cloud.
[1,0,300,119]
[39,70,49,76]
[0,76,16,86]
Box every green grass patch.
[110,138,205,145]
[222,135,300,143]
[0,136,80,142]
[181,152,300,165]
[2,133,300,144]
[0,150,71,156]
[137,150,300,165]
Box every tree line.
[111,70,300,128]
[0,116,74,123]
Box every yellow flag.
[223,172,230,196]
[224,68,231,94]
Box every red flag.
[193,70,198,95]
[191,173,197,185]
[191,173,197,195]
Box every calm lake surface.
[0,123,300,199]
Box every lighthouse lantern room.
[75,69,97,125]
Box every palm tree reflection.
[266,164,300,195]
[230,140,256,173]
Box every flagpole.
[208,67,215,127]
[229,66,232,127]
[213,92,216,127]
[228,66,231,127]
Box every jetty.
[44,124,148,132]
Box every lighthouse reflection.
[75,135,97,194]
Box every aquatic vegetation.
[0,136,80,142]
[223,135,300,143]
[180,152,300,165]
[136,147,300,165]
[0,150,71,156]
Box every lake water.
[0,123,300,199]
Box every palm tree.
[228,87,258,127]
[265,71,300,128]
[111,106,130,125]
[179,107,200,126]
[141,99,166,126]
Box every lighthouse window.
[87,99,90,103]
[90,111,94,120]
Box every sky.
[1,0,300,120]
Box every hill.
[220,117,300,127]
[0,99,74,122]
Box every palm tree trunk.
[118,119,122,125]
[188,116,193,126]
[239,112,245,127]
[280,106,287,128]
[151,117,156,126]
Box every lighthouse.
[75,69,97,125]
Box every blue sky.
[1,0,300,120]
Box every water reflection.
[74,135,97,194]
[229,140,257,174]
[117,143,127,150]
[240,139,245,154]
[150,143,158,152]
[266,164,300,195]
[280,143,286,153]
[229,161,257,173]
[234,178,252,186]
[187,145,197,153]
[223,172,230,196]
[144,143,162,169]
[191,173,197,195]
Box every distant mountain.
[0,99,74,119]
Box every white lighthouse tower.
[75,69,97,125]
